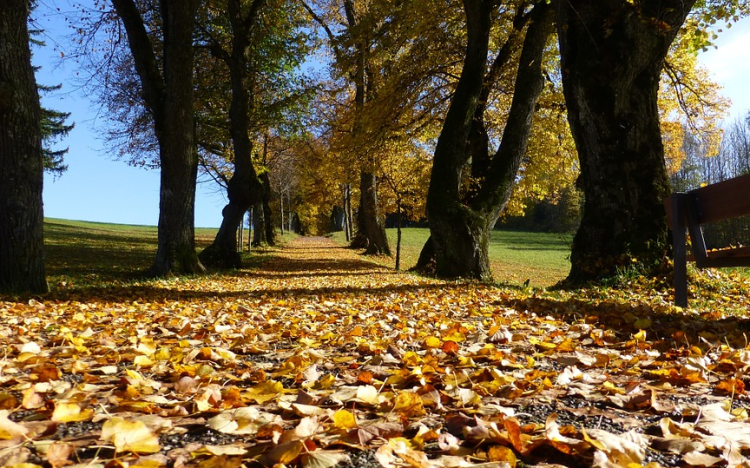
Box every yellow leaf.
[301,450,350,468]
[131,461,168,468]
[137,338,156,355]
[601,381,625,395]
[314,373,335,390]
[243,381,284,404]
[101,417,160,454]
[422,336,441,349]
[402,351,421,367]
[265,440,304,464]
[332,409,357,431]
[207,407,281,435]
[134,355,155,367]
[51,403,93,423]
[443,331,466,343]
[393,392,425,417]
[126,369,144,380]
[355,385,381,405]
[488,445,517,467]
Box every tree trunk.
[556,0,696,283]
[357,170,391,255]
[261,172,275,246]
[344,184,353,241]
[288,192,293,233]
[426,0,551,279]
[280,190,285,235]
[0,0,48,294]
[247,207,255,252]
[252,202,266,246]
[112,0,203,277]
[395,199,402,270]
[238,217,243,251]
[198,0,265,268]
[425,0,493,278]
[414,235,436,272]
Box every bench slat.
[689,173,750,224]
[705,245,750,259]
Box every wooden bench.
[664,173,750,307]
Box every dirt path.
[244,236,441,294]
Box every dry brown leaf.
[207,407,280,435]
[45,441,75,468]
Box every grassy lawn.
[43,218,293,290]
[330,227,572,287]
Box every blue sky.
[33,5,750,228]
[34,1,227,228]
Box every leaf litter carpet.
[3,237,750,467]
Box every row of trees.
[1,0,747,294]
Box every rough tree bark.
[261,172,276,246]
[0,0,48,294]
[252,202,265,246]
[425,0,552,279]
[199,0,265,268]
[112,0,203,276]
[357,170,391,255]
[556,0,696,283]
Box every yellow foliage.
[659,27,729,175]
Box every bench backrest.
[664,173,750,269]
[687,173,750,225]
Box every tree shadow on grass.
[39,233,437,302]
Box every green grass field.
[330,227,572,287]
[43,220,570,290]
[43,218,293,290]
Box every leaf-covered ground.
[3,236,750,468]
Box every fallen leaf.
[301,450,350,468]
[101,417,160,454]
[207,407,281,435]
[332,409,358,431]
[51,403,93,423]
[0,410,29,439]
